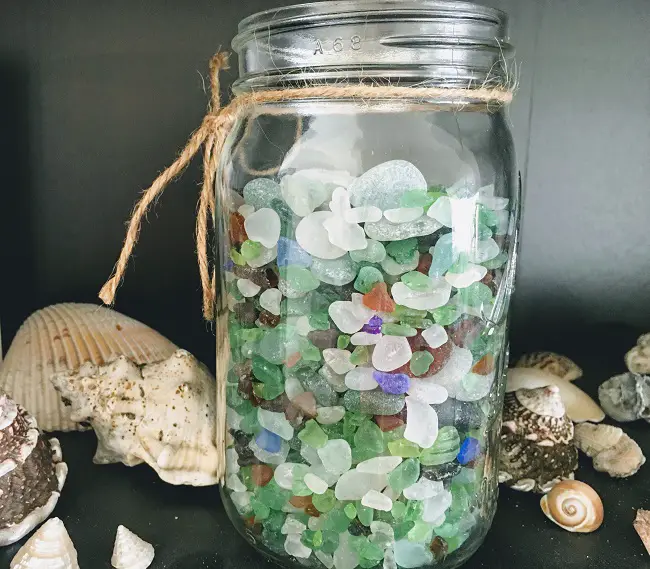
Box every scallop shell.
[10,517,79,569]
[111,525,155,569]
[0,303,178,432]
[626,333,650,374]
[633,509,650,556]
[51,349,219,486]
[540,480,604,533]
[507,368,605,423]
[1,395,68,546]
[515,352,582,381]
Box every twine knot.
[99,51,514,321]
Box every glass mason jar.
[219,2,519,568]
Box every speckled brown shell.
[0,395,68,547]
[0,303,178,432]
[499,388,578,493]
[515,352,582,381]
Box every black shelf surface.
[1,322,649,568]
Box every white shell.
[51,350,219,486]
[111,525,155,569]
[507,368,605,423]
[575,423,645,478]
[515,385,565,418]
[573,423,623,457]
[0,395,68,546]
[10,517,79,569]
[625,333,650,374]
[0,304,178,432]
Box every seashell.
[515,351,582,381]
[626,333,650,374]
[0,394,68,546]
[540,480,604,533]
[10,517,79,569]
[51,349,219,486]
[592,434,645,478]
[499,387,578,493]
[515,385,565,417]
[111,525,155,569]
[573,423,623,457]
[507,367,605,423]
[598,372,650,423]
[0,303,178,432]
[633,509,650,556]
[574,422,645,478]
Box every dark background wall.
[1,0,649,368]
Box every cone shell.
[0,303,178,432]
[515,352,582,381]
[10,517,79,569]
[540,480,604,533]
[111,525,155,569]
[633,510,650,556]
[626,333,650,374]
[507,368,605,423]
[51,350,219,486]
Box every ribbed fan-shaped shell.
[0,303,178,432]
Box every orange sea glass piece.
[229,212,248,246]
[362,282,396,312]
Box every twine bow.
[99,52,514,320]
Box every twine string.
[99,52,514,320]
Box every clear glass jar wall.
[219,3,518,568]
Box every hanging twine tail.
[98,53,515,484]
[99,52,232,320]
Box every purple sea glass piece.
[362,315,384,334]
[373,371,410,395]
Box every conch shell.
[633,509,650,556]
[540,480,604,533]
[111,525,155,569]
[0,303,178,431]
[507,367,604,423]
[574,422,645,478]
[10,517,79,569]
[0,394,68,546]
[515,352,582,381]
[626,333,650,374]
[51,349,219,486]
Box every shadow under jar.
[218,2,519,568]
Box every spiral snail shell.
[540,480,604,533]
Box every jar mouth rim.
[233,0,507,50]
